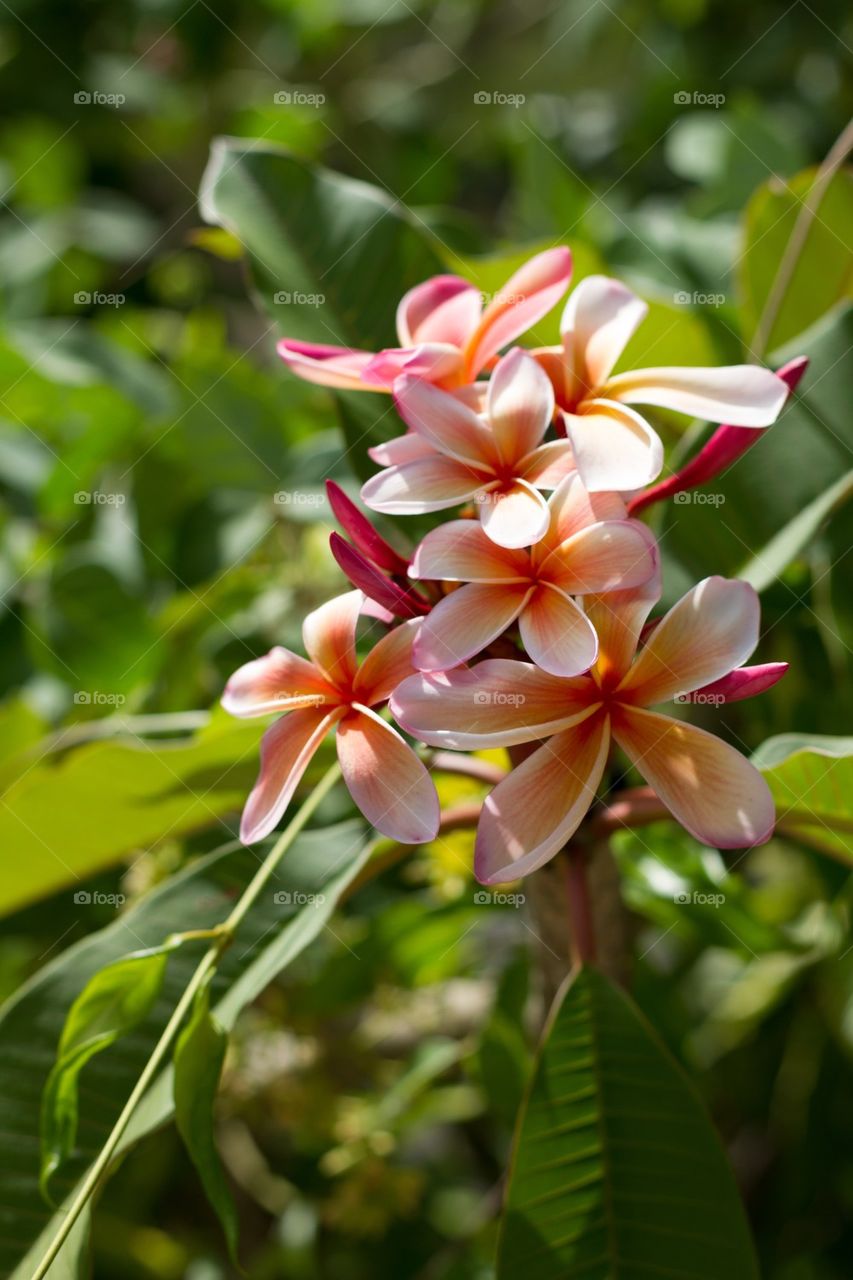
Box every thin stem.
[32,762,342,1280]
[752,117,853,359]
[564,846,596,970]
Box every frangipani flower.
[277,247,572,393]
[392,575,778,882]
[362,348,575,548]
[222,592,439,845]
[409,473,657,676]
[534,275,789,492]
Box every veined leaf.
[738,468,853,592]
[0,820,370,1279]
[753,734,853,862]
[496,966,759,1280]
[40,946,173,1198]
[174,977,239,1263]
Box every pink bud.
[326,481,409,575]
[330,533,428,620]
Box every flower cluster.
[225,248,803,883]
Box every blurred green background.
[1,0,852,1276]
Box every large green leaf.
[0,711,260,916]
[496,966,759,1280]
[199,140,445,475]
[0,819,370,1279]
[753,734,853,861]
[741,168,853,353]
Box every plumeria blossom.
[408,472,657,676]
[277,247,572,393]
[222,591,439,845]
[533,275,789,492]
[392,575,779,883]
[362,348,576,548]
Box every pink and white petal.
[353,618,422,705]
[336,707,439,843]
[475,713,610,883]
[565,401,664,491]
[584,570,663,688]
[390,660,598,749]
[486,347,555,464]
[518,440,577,488]
[368,433,435,467]
[542,519,658,595]
[479,480,551,549]
[602,364,788,426]
[452,382,489,413]
[518,584,598,677]
[222,647,332,718]
[302,590,363,689]
[464,247,573,376]
[617,576,760,706]
[409,520,528,583]
[276,340,377,391]
[363,342,463,389]
[240,707,342,843]
[396,275,481,346]
[539,472,627,552]
[560,275,649,388]
[393,375,496,465]
[679,662,788,705]
[611,705,775,848]
[413,583,531,671]
[361,457,492,515]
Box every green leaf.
[753,734,853,861]
[40,946,172,1198]
[174,977,240,1264]
[0,711,260,916]
[0,820,370,1279]
[496,966,759,1280]
[199,140,445,475]
[738,468,853,592]
[741,168,853,352]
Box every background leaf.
[753,733,853,860]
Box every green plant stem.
[752,116,853,358]
[32,761,342,1280]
